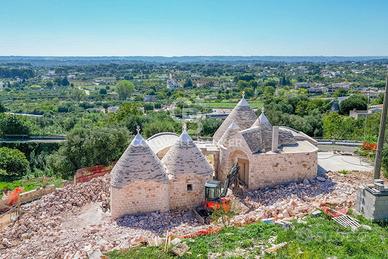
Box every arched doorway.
[230,150,249,186]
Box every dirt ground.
[0,171,377,259]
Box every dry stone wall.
[249,151,318,189]
[168,174,212,210]
[111,180,169,218]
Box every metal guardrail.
[0,135,66,143]
[315,138,363,146]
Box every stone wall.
[168,174,211,210]
[110,180,169,219]
[249,151,318,189]
[0,185,56,212]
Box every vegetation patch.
[107,215,388,258]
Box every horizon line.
[1,55,388,58]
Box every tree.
[61,77,70,86]
[333,88,348,97]
[183,78,193,88]
[99,88,107,95]
[0,115,31,136]
[339,95,368,115]
[46,81,54,88]
[0,147,30,180]
[0,103,6,113]
[116,80,134,100]
[200,118,222,136]
[48,127,130,178]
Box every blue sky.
[1,0,387,56]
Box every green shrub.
[339,95,368,115]
[0,114,31,136]
[0,147,30,180]
[48,126,130,178]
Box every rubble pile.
[231,171,370,225]
[0,171,372,258]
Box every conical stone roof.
[111,133,168,188]
[252,108,272,129]
[218,122,241,148]
[213,96,257,143]
[162,129,213,177]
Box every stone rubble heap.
[230,171,370,226]
[0,171,372,258]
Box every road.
[318,151,373,175]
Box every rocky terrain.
[0,171,372,258]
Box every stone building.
[162,128,213,210]
[215,97,318,189]
[110,96,318,218]
[110,128,212,218]
[110,131,170,219]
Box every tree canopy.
[0,147,30,180]
[0,115,31,136]
[48,126,130,178]
[339,95,368,115]
[116,80,134,100]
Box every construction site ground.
[0,168,382,258]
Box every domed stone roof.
[110,132,168,188]
[162,128,213,177]
[213,96,257,143]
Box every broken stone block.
[170,238,181,246]
[311,210,322,217]
[171,243,190,257]
[317,176,326,182]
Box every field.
[107,214,388,259]
[0,177,63,198]
[199,99,264,109]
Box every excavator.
[194,163,240,223]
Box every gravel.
[0,171,372,258]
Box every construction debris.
[171,242,190,257]
[264,242,288,253]
[311,210,322,217]
[0,171,373,258]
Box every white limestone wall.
[168,174,212,210]
[248,151,318,189]
[110,180,170,219]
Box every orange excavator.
[195,164,240,223]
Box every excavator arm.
[220,163,239,197]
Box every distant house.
[86,108,105,113]
[205,109,232,119]
[144,95,157,102]
[294,82,310,89]
[107,106,119,113]
[369,104,383,113]
[349,106,382,119]
[167,73,180,89]
[308,86,328,95]
[332,82,352,89]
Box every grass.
[107,214,388,259]
[0,176,63,198]
[337,169,351,175]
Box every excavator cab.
[195,164,240,223]
[204,180,221,201]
